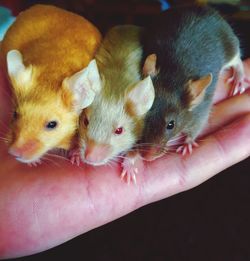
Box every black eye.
[46,121,58,130]
[13,111,18,119]
[167,120,175,130]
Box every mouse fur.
[140,5,242,159]
[77,25,155,166]
[0,5,102,163]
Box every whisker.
[123,147,136,152]
[166,142,182,148]
[134,143,167,150]
[0,137,9,143]
[0,134,8,140]
[169,133,186,140]
[163,151,177,156]
[167,138,185,145]
[120,150,136,155]
[135,143,161,146]
[188,137,205,143]
[106,162,112,168]
[165,147,178,152]
[136,143,165,148]
[107,160,116,169]
[108,157,121,166]
[134,134,185,149]
[167,137,183,143]
[110,156,120,162]
[46,153,69,162]
[115,155,128,160]
[43,156,61,167]
[57,148,68,158]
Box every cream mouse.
[0,4,102,164]
[71,25,155,183]
[140,5,250,161]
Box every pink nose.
[8,140,39,158]
[84,143,111,164]
[8,147,23,158]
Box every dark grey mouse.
[140,5,250,161]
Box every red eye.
[115,127,123,135]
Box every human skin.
[0,61,250,259]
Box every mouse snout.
[8,147,23,158]
[8,140,40,160]
[83,142,112,165]
[141,146,165,162]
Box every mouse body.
[0,4,102,164]
[73,25,155,182]
[140,5,249,160]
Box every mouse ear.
[188,74,213,111]
[7,50,33,87]
[126,76,155,116]
[142,54,158,77]
[62,59,102,114]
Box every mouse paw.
[68,148,81,166]
[28,159,42,167]
[176,140,199,156]
[227,74,250,96]
[121,153,142,185]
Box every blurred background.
[0,0,250,260]
[0,0,250,34]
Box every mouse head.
[141,54,213,161]
[6,50,100,163]
[78,73,155,166]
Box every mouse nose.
[8,140,40,159]
[8,147,23,158]
[84,143,111,164]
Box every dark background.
[1,1,250,260]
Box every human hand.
[0,60,250,259]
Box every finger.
[213,58,250,104]
[1,116,250,258]
[202,88,250,136]
[142,113,250,203]
[184,114,250,190]
[1,55,250,259]
[0,154,143,258]
[244,58,250,73]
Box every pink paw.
[68,149,81,166]
[121,154,141,185]
[227,76,250,96]
[28,159,42,167]
[176,140,199,156]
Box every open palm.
[0,61,250,259]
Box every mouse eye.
[167,120,175,130]
[114,127,123,135]
[46,121,58,130]
[13,111,18,120]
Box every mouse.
[139,4,250,161]
[70,25,155,183]
[0,4,102,164]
